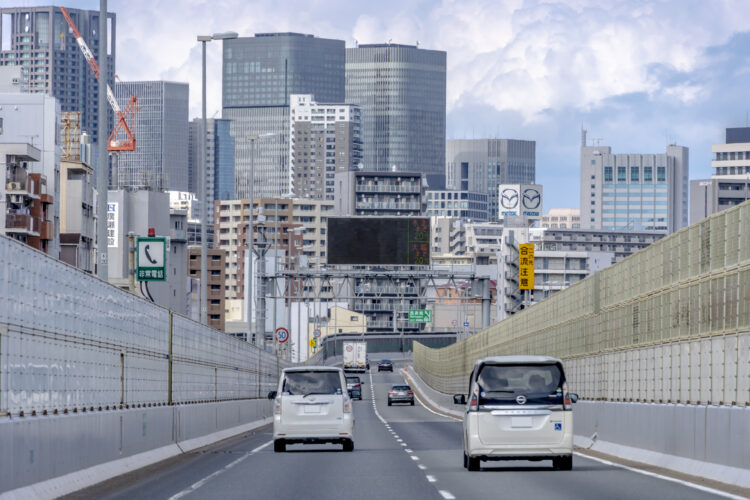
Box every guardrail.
[415,199,750,405]
[0,234,289,416]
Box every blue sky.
[18,0,750,210]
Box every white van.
[268,366,354,452]
[454,356,578,471]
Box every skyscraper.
[580,131,688,234]
[289,94,362,200]
[114,81,189,191]
[446,139,536,221]
[189,117,235,213]
[222,33,345,198]
[346,44,446,184]
[0,6,115,144]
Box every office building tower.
[222,33,345,199]
[446,139,536,221]
[289,94,362,200]
[346,44,446,184]
[0,6,115,144]
[580,131,688,234]
[189,117,235,217]
[114,81,189,191]
[690,127,750,223]
[426,190,488,221]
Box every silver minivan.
[268,366,354,452]
[454,356,578,471]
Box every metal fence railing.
[0,234,289,416]
[415,200,750,406]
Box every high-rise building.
[580,132,688,234]
[426,190,488,221]
[114,81,189,191]
[333,170,426,216]
[222,33,345,199]
[0,6,115,144]
[188,117,235,216]
[690,127,750,223]
[289,94,361,200]
[446,139,536,221]
[346,44,446,184]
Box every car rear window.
[282,371,342,396]
[346,377,360,383]
[392,385,411,391]
[381,360,392,363]
[476,364,564,405]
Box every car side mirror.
[570,393,578,403]
[453,394,466,405]
[267,391,277,400]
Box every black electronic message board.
[327,217,430,265]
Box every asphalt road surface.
[67,362,738,500]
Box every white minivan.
[454,356,578,471]
[268,366,354,452]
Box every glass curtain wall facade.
[115,81,188,191]
[188,118,235,219]
[222,33,345,198]
[446,139,536,221]
[0,6,116,144]
[346,44,446,182]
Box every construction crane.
[60,6,138,152]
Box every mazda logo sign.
[516,395,527,405]
[522,188,541,209]
[500,188,519,209]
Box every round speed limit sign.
[275,327,289,343]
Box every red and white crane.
[60,6,138,152]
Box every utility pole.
[96,0,108,280]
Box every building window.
[604,166,613,182]
[644,167,653,182]
[657,166,666,182]
[617,166,626,182]
[630,166,639,182]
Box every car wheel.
[463,452,468,469]
[467,455,481,471]
[273,440,286,453]
[410,400,415,406]
[553,455,573,470]
[388,401,392,406]
[343,439,354,452]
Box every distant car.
[388,384,414,406]
[346,376,363,400]
[378,360,393,372]
[366,356,370,371]
[453,356,577,471]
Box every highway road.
[67,362,739,500]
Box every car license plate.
[398,392,405,396]
[511,416,533,428]
[303,405,321,414]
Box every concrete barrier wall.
[0,399,272,496]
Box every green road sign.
[136,237,167,281]
[408,309,433,323]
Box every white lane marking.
[396,438,403,442]
[401,443,407,447]
[405,448,413,453]
[411,455,420,461]
[426,475,436,483]
[418,464,427,470]
[574,452,749,500]
[168,440,272,500]
[438,491,456,499]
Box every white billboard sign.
[107,202,118,248]
[498,184,543,221]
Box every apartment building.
[188,246,226,331]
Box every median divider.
[400,366,462,420]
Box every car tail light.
[344,400,352,413]
[468,387,479,411]
[274,398,282,415]
[354,383,361,388]
[407,390,413,395]
[389,390,396,395]
[563,381,572,410]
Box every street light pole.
[197,31,237,326]
[247,136,257,343]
